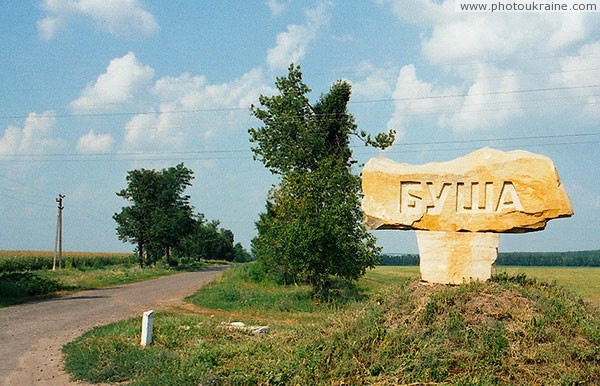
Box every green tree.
[113,163,195,267]
[152,164,195,265]
[249,64,395,296]
[113,168,159,267]
[233,242,252,263]
[175,217,240,262]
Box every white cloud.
[386,65,461,138]
[38,0,158,40]
[380,0,600,133]
[382,0,596,64]
[123,68,274,151]
[442,66,524,132]
[71,52,154,111]
[380,0,449,25]
[37,15,61,40]
[266,1,331,71]
[349,62,396,100]
[152,74,207,101]
[76,130,114,153]
[0,127,22,155]
[385,64,523,135]
[123,111,184,151]
[552,41,600,116]
[0,111,65,155]
[267,0,289,16]
[421,13,591,64]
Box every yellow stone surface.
[417,231,499,284]
[362,148,573,233]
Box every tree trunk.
[138,238,144,268]
[165,246,171,265]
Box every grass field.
[498,266,600,306]
[0,250,208,307]
[365,265,600,306]
[63,263,600,385]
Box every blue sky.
[0,0,598,254]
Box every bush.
[0,272,64,305]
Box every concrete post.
[141,310,154,347]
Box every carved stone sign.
[362,148,573,284]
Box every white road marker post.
[141,310,155,347]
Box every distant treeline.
[380,250,600,267]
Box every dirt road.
[0,267,227,385]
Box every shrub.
[0,272,64,305]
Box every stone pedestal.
[416,231,499,284]
[362,148,573,284]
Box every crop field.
[0,250,134,272]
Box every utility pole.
[53,194,65,271]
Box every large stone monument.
[362,148,573,284]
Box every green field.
[63,263,600,385]
[498,266,600,306]
[366,265,600,306]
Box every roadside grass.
[36,265,179,289]
[63,264,600,385]
[186,264,316,315]
[0,251,213,307]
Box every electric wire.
[0,83,599,121]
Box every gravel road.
[0,267,227,385]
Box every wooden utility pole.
[53,194,65,271]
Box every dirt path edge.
[0,266,227,386]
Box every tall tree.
[152,163,195,264]
[113,163,195,267]
[249,64,395,296]
[113,168,160,267]
[174,216,239,262]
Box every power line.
[0,132,600,161]
[0,138,597,163]
[0,173,57,198]
[0,191,48,208]
[353,140,600,157]
[0,106,250,121]
[0,83,599,121]
[390,132,600,147]
[388,99,600,119]
[2,50,599,95]
[352,84,600,105]
[0,173,108,221]
[0,185,54,202]
[2,92,597,133]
